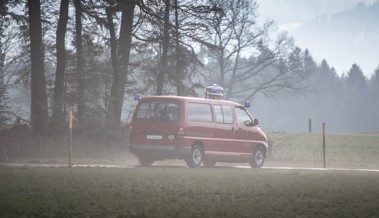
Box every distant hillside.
[300,1,378,39]
[291,1,379,76]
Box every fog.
[2,0,378,135]
[253,94,348,134]
[252,70,379,134]
[2,2,379,217]
[257,0,379,78]
[249,0,379,133]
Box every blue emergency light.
[134,94,141,101]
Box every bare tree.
[230,42,310,101]
[131,0,217,96]
[202,0,308,101]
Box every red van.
[129,96,268,168]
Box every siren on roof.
[206,84,224,99]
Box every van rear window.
[135,101,178,121]
[187,103,213,123]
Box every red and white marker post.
[322,122,326,168]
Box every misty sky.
[256,0,378,77]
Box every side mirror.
[253,118,259,126]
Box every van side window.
[214,105,233,124]
[136,101,178,121]
[222,106,233,124]
[214,105,224,123]
[235,107,253,126]
[187,103,213,123]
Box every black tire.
[203,159,216,167]
[185,145,203,168]
[137,154,154,167]
[249,146,265,168]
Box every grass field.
[3,132,379,170]
[266,132,379,169]
[1,167,379,218]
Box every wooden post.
[308,118,312,133]
[69,111,72,168]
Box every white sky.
[256,0,378,77]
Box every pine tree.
[369,65,379,130]
[342,64,369,132]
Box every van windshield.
[135,101,179,121]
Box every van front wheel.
[185,145,203,168]
[249,146,265,168]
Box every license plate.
[146,135,163,140]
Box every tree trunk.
[0,0,4,87]
[27,0,49,138]
[106,6,120,128]
[174,0,184,96]
[74,0,85,127]
[0,40,4,87]
[107,2,135,128]
[52,0,69,132]
[156,1,170,95]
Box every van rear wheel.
[137,154,154,167]
[203,159,216,167]
[185,145,203,168]
[249,146,265,168]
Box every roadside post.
[308,118,312,133]
[322,122,326,168]
[69,111,73,168]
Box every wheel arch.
[192,140,204,151]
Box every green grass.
[266,132,379,168]
[3,132,379,169]
[1,167,379,218]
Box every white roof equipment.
[206,84,224,99]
